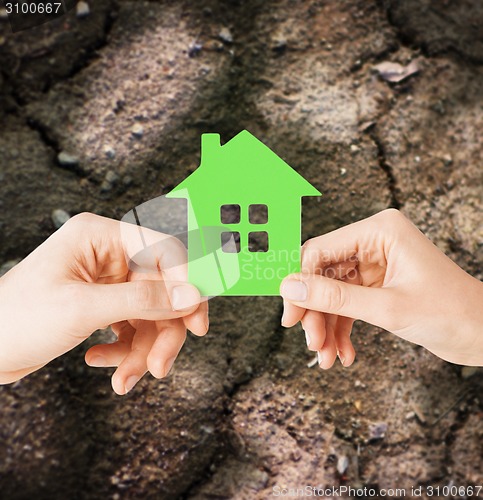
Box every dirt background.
[0,0,482,499]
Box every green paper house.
[166,130,321,296]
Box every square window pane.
[221,204,241,224]
[249,204,268,224]
[221,231,241,253]
[248,231,269,252]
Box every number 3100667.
[5,3,63,14]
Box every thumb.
[73,280,202,331]
[280,274,397,328]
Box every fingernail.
[281,280,307,302]
[171,285,199,311]
[125,375,140,394]
[88,356,106,367]
[163,356,176,377]
[304,330,311,347]
[317,351,323,366]
[337,350,346,367]
[281,311,288,327]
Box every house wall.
[185,191,302,296]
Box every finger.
[111,321,158,395]
[147,319,186,378]
[317,314,337,369]
[301,309,326,351]
[119,218,188,278]
[334,316,356,367]
[281,299,305,328]
[183,299,209,336]
[280,274,396,328]
[85,341,131,367]
[111,320,136,338]
[333,268,360,367]
[301,210,407,273]
[322,259,358,280]
[76,280,202,331]
[85,321,135,367]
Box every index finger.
[301,211,394,273]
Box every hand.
[280,209,483,368]
[0,213,208,394]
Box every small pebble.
[405,411,416,420]
[219,27,233,43]
[131,123,144,138]
[102,145,115,159]
[51,209,71,229]
[340,167,347,176]
[76,1,90,18]
[58,151,79,168]
[100,181,112,193]
[337,455,349,475]
[442,153,453,166]
[368,422,387,441]
[272,37,287,51]
[248,469,269,491]
[410,402,426,423]
[350,144,360,153]
[105,170,119,184]
[188,42,203,58]
[200,425,214,434]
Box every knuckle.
[63,212,98,233]
[301,238,319,269]
[379,208,405,226]
[301,238,313,253]
[321,280,345,313]
[130,281,159,312]
[70,212,95,225]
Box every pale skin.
[280,209,483,368]
[0,210,481,396]
[0,213,208,395]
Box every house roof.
[167,130,321,199]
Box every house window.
[221,231,241,253]
[248,231,269,252]
[219,204,269,253]
[249,204,268,224]
[220,204,241,224]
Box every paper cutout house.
[166,130,321,296]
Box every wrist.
[455,276,483,366]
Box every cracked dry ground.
[0,1,482,499]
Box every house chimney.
[201,133,221,162]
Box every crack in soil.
[25,116,60,153]
[180,304,287,498]
[369,127,401,210]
